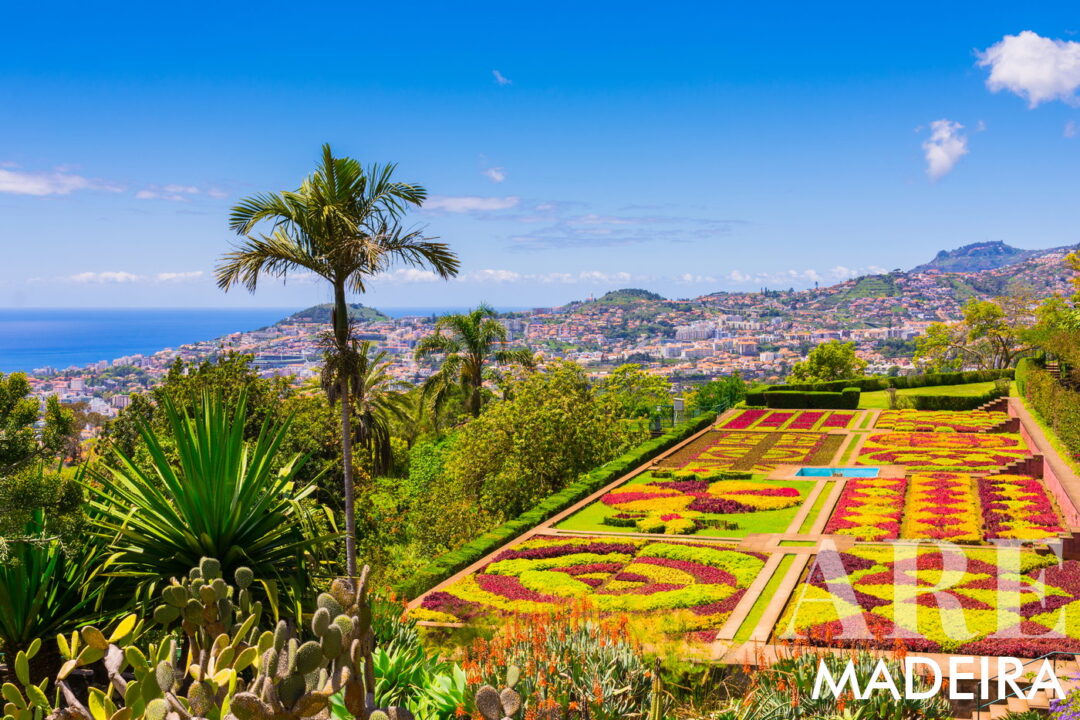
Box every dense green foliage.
[87,392,335,614]
[788,340,867,383]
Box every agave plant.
[86,391,337,616]
[0,506,106,680]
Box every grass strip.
[778,540,816,547]
[732,554,796,643]
[837,435,861,466]
[798,481,833,534]
[859,411,875,430]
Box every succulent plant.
[1,559,412,720]
[473,665,522,720]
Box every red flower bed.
[788,411,826,430]
[720,409,768,430]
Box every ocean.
[0,306,530,373]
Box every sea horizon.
[0,306,531,373]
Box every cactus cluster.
[472,666,522,720]
[1,559,411,720]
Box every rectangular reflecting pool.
[796,467,879,477]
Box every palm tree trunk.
[332,282,358,577]
[340,380,357,577]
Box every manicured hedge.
[396,411,718,599]
[1014,357,1042,395]
[767,369,1014,394]
[897,382,1009,411]
[763,387,860,410]
[1023,367,1080,463]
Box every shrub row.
[759,387,860,410]
[763,368,1014,394]
[1014,356,1042,396]
[896,381,1009,411]
[1023,367,1080,463]
[395,411,718,599]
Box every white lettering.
[904,656,942,700]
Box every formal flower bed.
[418,536,767,642]
[598,475,805,533]
[775,545,1080,655]
[856,431,1027,470]
[875,409,1008,433]
[664,430,844,474]
[978,474,1065,541]
[719,409,857,432]
[902,472,981,543]
[720,409,769,430]
[823,476,907,541]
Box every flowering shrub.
[875,409,1008,433]
[776,545,1080,655]
[857,431,1027,470]
[902,472,981,543]
[978,474,1065,541]
[421,536,766,643]
[823,476,907,540]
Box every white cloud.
[922,119,969,181]
[136,184,207,202]
[726,270,753,283]
[375,268,441,284]
[0,167,122,196]
[68,271,142,284]
[492,70,512,86]
[424,195,520,213]
[482,167,506,183]
[978,31,1080,107]
[675,273,718,284]
[1066,120,1078,138]
[155,271,204,282]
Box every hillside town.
[22,242,1078,438]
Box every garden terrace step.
[995,453,1044,478]
[974,396,1010,413]
[983,416,1020,434]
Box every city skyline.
[5,2,1080,307]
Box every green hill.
[912,241,1042,273]
[280,303,389,325]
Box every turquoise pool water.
[796,467,879,477]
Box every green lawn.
[858,381,1000,409]
[555,472,817,538]
[732,554,796,643]
[797,480,833,533]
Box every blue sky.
[4,2,1080,309]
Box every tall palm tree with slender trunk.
[321,338,408,477]
[414,305,534,418]
[216,144,459,576]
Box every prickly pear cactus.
[473,665,522,720]
[3,559,412,720]
[236,565,412,720]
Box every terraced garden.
[410,402,1080,667]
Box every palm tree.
[321,338,408,477]
[414,305,535,418]
[216,144,459,576]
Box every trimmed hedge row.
[761,387,860,409]
[395,410,719,599]
[1015,357,1042,396]
[1023,367,1080,464]
[763,368,1014,394]
[897,381,1009,411]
